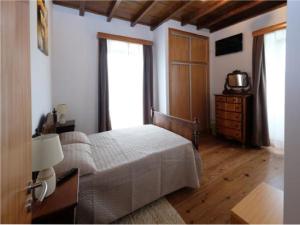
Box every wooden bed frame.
[151,108,201,150]
[37,109,201,150]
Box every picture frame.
[37,0,49,56]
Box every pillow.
[54,143,96,176]
[59,131,91,145]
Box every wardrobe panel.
[169,33,189,62]
[191,64,209,130]
[169,64,190,120]
[191,36,208,63]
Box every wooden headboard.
[34,113,56,136]
[151,109,201,150]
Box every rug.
[114,198,185,224]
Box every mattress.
[77,125,202,223]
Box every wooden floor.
[167,135,284,224]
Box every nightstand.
[56,120,75,134]
[32,168,79,224]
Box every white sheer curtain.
[264,29,286,150]
[107,40,143,129]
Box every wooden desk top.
[231,182,283,224]
[32,169,79,220]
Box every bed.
[40,110,202,223]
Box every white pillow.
[54,143,96,176]
[59,131,91,145]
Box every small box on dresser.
[215,94,252,145]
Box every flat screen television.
[215,33,243,56]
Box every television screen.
[215,33,243,56]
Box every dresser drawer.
[234,104,242,112]
[215,102,226,110]
[226,128,242,140]
[216,110,242,122]
[216,102,242,113]
[215,110,225,119]
[216,95,226,102]
[216,119,242,130]
[216,126,242,140]
[226,96,242,104]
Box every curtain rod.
[252,22,287,37]
[97,32,153,46]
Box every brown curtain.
[98,38,112,132]
[143,45,153,124]
[251,35,270,146]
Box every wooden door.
[191,36,208,63]
[191,64,209,131]
[169,65,190,120]
[169,33,189,62]
[1,1,32,223]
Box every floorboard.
[167,135,284,224]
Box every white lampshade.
[32,134,64,172]
[56,104,67,114]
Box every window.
[107,40,143,129]
[264,29,286,150]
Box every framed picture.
[37,0,48,56]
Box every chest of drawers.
[215,94,252,144]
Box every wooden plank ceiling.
[53,0,286,32]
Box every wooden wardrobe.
[169,28,209,132]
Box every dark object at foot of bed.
[151,108,200,150]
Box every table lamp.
[32,134,64,197]
[56,104,68,124]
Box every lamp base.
[59,114,66,124]
[36,167,56,198]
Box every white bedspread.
[77,125,201,223]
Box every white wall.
[209,6,287,123]
[30,0,53,134]
[52,5,153,134]
[284,1,300,223]
[153,24,167,113]
[153,20,210,113]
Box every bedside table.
[56,120,75,134]
[32,168,79,224]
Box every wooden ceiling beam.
[210,1,286,32]
[107,0,122,22]
[151,1,194,31]
[53,0,287,32]
[79,1,86,16]
[131,1,156,27]
[181,0,229,26]
[197,0,263,29]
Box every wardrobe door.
[191,36,208,63]
[191,64,209,131]
[169,33,189,62]
[169,65,190,120]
